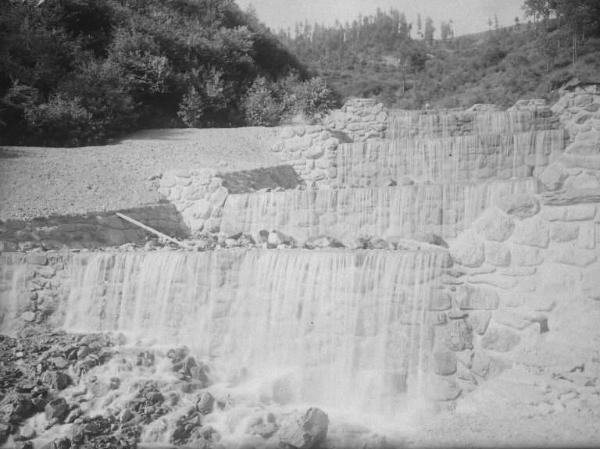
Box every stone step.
[386,108,559,139]
[336,130,566,187]
[220,178,539,244]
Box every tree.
[523,0,600,63]
[424,17,435,45]
[440,21,452,41]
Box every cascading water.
[0,253,28,332]
[336,130,565,186]
[386,109,553,139]
[59,249,448,417]
[220,179,538,242]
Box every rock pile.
[0,332,115,447]
[0,332,331,449]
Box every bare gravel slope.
[0,127,280,221]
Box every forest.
[0,0,337,146]
[1,0,599,146]
[278,0,600,109]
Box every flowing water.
[386,109,553,139]
[336,130,565,186]
[0,104,568,445]
[57,249,447,416]
[220,179,538,242]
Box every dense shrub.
[0,0,315,146]
[242,75,338,126]
[24,95,92,146]
[287,77,338,119]
[241,77,284,126]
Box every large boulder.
[566,130,600,155]
[433,351,457,376]
[279,408,329,449]
[473,208,515,242]
[304,235,344,250]
[45,398,69,423]
[481,326,521,352]
[511,216,550,248]
[496,194,541,219]
[449,232,485,268]
[457,284,500,310]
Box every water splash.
[220,179,538,242]
[61,249,448,417]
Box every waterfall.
[0,253,29,333]
[60,249,448,416]
[336,130,565,186]
[386,109,553,139]
[220,179,538,242]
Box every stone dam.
[1,89,600,448]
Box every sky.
[236,0,526,37]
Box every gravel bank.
[0,127,280,221]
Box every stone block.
[539,162,567,191]
[564,204,596,221]
[157,187,171,198]
[511,244,545,267]
[183,185,211,202]
[304,145,325,160]
[500,291,525,308]
[481,326,521,352]
[550,223,579,242]
[471,351,492,378]
[279,127,295,139]
[449,232,485,268]
[433,351,457,376]
[441,318,473,351]
[566,172,600,191]
[160,172,177,188]
[26,254,48,265]
[315,158,330,169]
[577,222,596,249]
[36,266,56,278]
[467,273,517,290]
[500,266,537,277]
[582,266,600,301]
[455,350,474,369]
[496,194,540,219]
[493,310,533,330]
[428,377,462,401]
[551,244,597,267]
[467,310,492,335]
[428,290,452,311]
[512,216,550,248]
[457,284,500,310]
[528,295,557,312]
[188,199,212,220]
[474,208,515,242]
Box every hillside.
[278,4,600,109]
[0,0,322,146]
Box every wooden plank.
[115,213,188,248]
